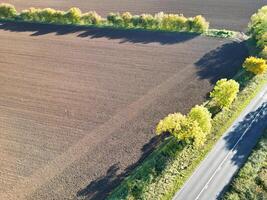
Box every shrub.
[243,56,267,75]
[188,105,212,134]
[52,10,66,24]
[260,46,267,59]
[19,8,40,22]
[210,79,240,109]
[0,3,17,19]
[161,14,188,31]
[121,12,133,27]
[131,15,141,27]
[64,7,81,24]
[107,12,124,26]
[190,15,209,33]
[138,14,155,29]
[81,11,102,25]
[249,6,267,48]
[36,8,56,23]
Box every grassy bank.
[223,129,267,200]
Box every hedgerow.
[223,130,267,200]
[0,3,209,33]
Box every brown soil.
[0,22,248,199]
[4,0,267,31]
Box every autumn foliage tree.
[156,105,212,147]
[188,105,212,134]
[243,56,267,75]
[210,79,239,109]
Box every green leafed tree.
[210,79,239,109]
[156,107,212,147]
[188,105,212,134]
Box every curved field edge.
[223,129,267,199]
[0,17,239,40]
[107,51,267,199]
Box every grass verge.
[107,47,267,199]
[223,129,267,200]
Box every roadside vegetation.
[0,3,209,34]
[223,129,267,200]
[108,5,267,200]
[0,3,240,39]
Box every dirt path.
[3,0,267,31]
[0,22,248,199]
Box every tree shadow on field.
[195,41,249,84]
[217,102,267,199]
[76,134,169,200]
[0,21,198,45]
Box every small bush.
[107,12,124,26]
[131,15,141,27]
[0,3,17,19]
[36,8,56,23]
[210,79,240,109]
[138,14,155,29]
[52,10,66,24]
[19,8,39,22]
[81,11,102,25]
[190,15,209,33]
[161,14,188,31]
[121,12,133,27]
[243,56,267,75]
[260,46,267,59]
[64,7,82,24]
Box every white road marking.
[173,86,267,200]
[194,102,265,200]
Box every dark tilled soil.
[4,0,267,31]
[0,22,248,200]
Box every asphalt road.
[173,85,267,200]
[4,0,267,31]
